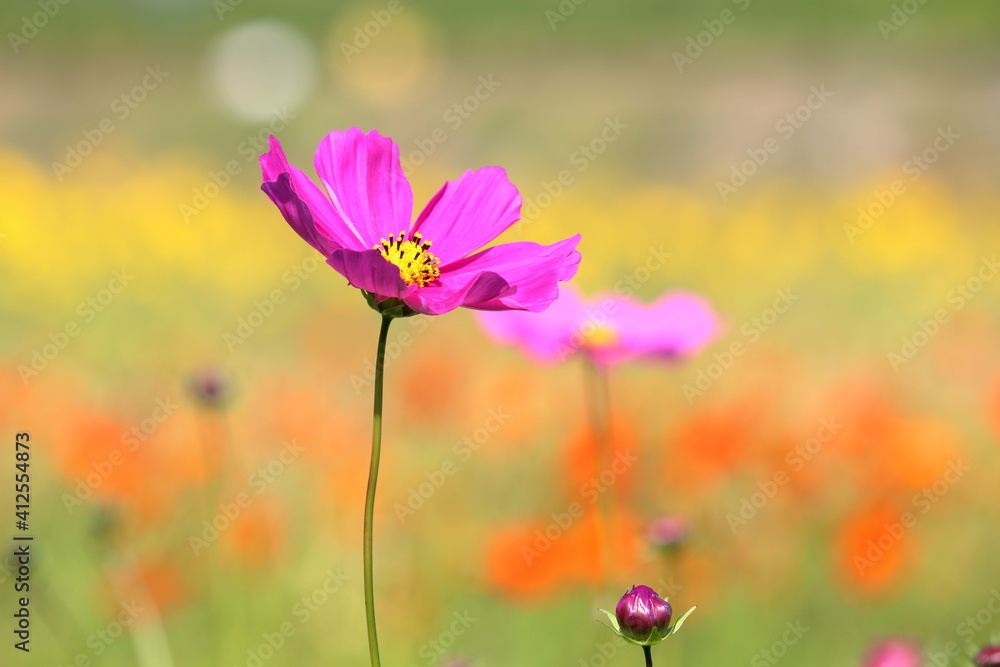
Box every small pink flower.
[976,645,1000,667]
[646,515,689,549]
[862,639,921,667]
[476,283,718,366]
[260,128,581,316]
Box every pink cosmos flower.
[475,283,718,367]
[861,639,921,667]
[646,515,690,549]
[260,128,581,316]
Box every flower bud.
[976,645,1000,666]
[647,515,689,550]
[615,585,672,644]
[188,366,232,410]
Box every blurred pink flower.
[862,639,921,667]
[260,128,580,315]
[647,515,690,549]
[475,283,718,366]
[976,644,1000,666]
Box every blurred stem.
[644,645,653,667]
[364,315,393,667]
[104,551,176,667]
[197,409,226,665]
[584,359,615,586]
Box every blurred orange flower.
[663,398,763,491]
[222,501,287,568]
[484,510,641,600]
[836,501,913,594]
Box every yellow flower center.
[374,231,441,287]
[580,324,619,348]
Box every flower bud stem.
[643,645,653,667]
[364,315,393,667]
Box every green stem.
[584,359,615,584]
[643,645,653,667]
[364,315,393,667]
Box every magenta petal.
[475,283,589,363]
[411,167,521,262]
[440,235,581,312]
[640,292,720,356]
[326,248,411,301]
[404,272,514,316]
[592,292,719,365]
[314,129,413,247]
[261,135,365,253]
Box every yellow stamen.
[580,324,619,349]
[374,231,441,287]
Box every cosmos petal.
[326,248,411,301]
[411,167,521,263]
[314,128,414,247]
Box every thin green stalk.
[364,315,393,667]
[584,359,615,585]
[644,645,653,667]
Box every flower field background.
[2,2,999,666]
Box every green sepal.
[361,291,420,318]
[596,605,697,647]
[597,608,620,634]
[669,605,697,636]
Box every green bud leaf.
[669,605,697,636]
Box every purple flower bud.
[615,585,672,643]
[188,366,232,410]
[862,639,921,667]
[647,516,689,550]
[976,645,1000,666]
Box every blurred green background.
[1,1,999,666]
